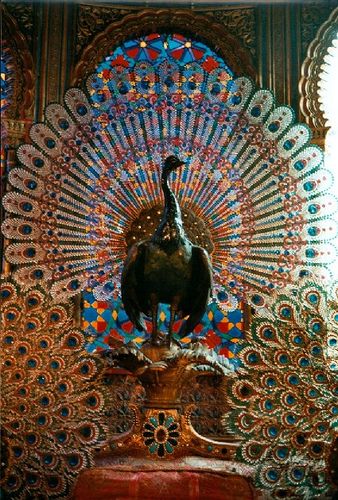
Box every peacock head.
[162,156,185,177]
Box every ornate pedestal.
[73,342,255,499]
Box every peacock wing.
[180,245,213,336]
[121,243,147,332]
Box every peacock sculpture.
[122,155,212,346]
[1,32,337,342]
[1,32,338,500]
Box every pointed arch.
[72,8,256,87]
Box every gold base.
[100,341,239,462]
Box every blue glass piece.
[293,335,303,345]
[250,105,261,117]
[304,181,315,191]
[279,354,289,364]
[292,468,304,481]
[67,336,78,347]
[312,321,322,333]
[80,363,89,374]
[37,415,46,425]
[26,433,37,444]
[311,345,321,356]
[50,313,60,322]
[299,357,309,367]
[262,328,274,339]
[305,248,316,258]
[77,104,88,116]
[266,377,276,387]
[307,226,319,237]
[294,160,304,171]
[283,139,294,150]
[280,307,291,318]
[69,279,80,290]
[308,204,319,214]
[312,443,322,454]
[248,352,259,363]
[289,374,299,385]
[33,158,44,168]
[264,399,273,411]
[58,119,69,130]
[60,407,69,417]
[268,121,279,132]
[56,432,67,443]
[68,455,79,466]
[286,414,296,424]
[22,202,33,212]
[33,269,44,279]
[13,447,23,457]
[45,138,56,149]
[276,446,288,459]
[26,180,37,190]
[268,426,279,437]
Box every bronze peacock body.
[121,156,213,345]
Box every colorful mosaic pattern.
[1,43,13,115]
[83,291,244,365]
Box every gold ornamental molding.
[2,118,32,148]
[299,7,337,146]
[72,8,256,86]
[1,4,35,122]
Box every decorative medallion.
[143,411,180,457]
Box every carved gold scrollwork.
[204,8,256,59]
[72,8,256,86]
[1,4,34,146]
[299,7,338,145]
[1,4,34,121]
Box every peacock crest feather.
[2,32,337,326]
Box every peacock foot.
[149,331,167,346]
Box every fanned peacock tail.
[2,33,337,325]
[0,279,110,499]
[222,277,338,498]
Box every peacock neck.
[153,173,185,245]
